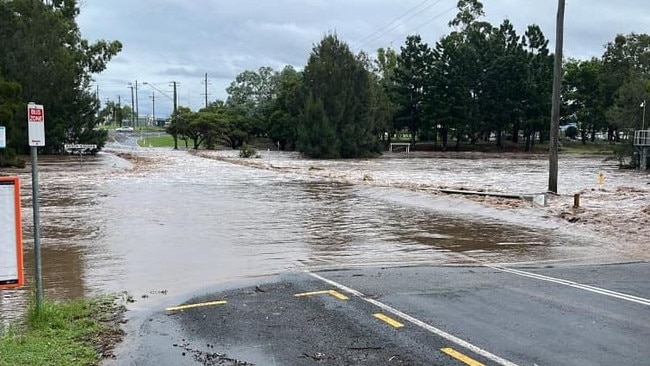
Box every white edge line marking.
[307,271,520,366]
[486,265,650,307]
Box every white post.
[643,99,646,130]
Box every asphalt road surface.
[114,262,650,366]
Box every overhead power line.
[389,5,457,45]
[356,0,433,44]
[356,0,450,50]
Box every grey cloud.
[79,0,650,115]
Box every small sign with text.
[28,103,45,146]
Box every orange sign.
[0,176,24,289]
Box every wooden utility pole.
[549,0,565,193]
[117,95,121,126]
[204,73,209,108]
[135,80,139,129]
[128,85,135,127]
[172,81,178,150]
[150,92,155,126]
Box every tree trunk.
[441,126,448,151]
[410,106,417,148]
[607,127,614,141]
[524,131,532,152]
[512,120,520,143]
[496,130,503,149]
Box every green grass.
[559,140,616,155]
[0,295,126,366]
[137,134,176,147]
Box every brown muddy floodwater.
[0,148,642,322]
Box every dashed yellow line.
[441,347,485,366]
[165,300,227,311]
[294,290,349,300]
[327,290,349,300]
[373,313,404,328]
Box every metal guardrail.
[634,130,650,146]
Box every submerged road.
[113,262,650,366]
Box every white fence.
[634,130,650,146]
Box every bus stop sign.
[28,103,45,147]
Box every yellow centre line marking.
[373,313,404,328]
[294,290,349,300]
[165,300,227,312]
[295,290,330,297]
[327,290,349,300]
[441,348,485,366]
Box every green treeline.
[0,0,121,166]
[167,0,648,159]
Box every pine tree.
[297,34,380,158]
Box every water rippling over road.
[0,149,637,322]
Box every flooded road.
[0,148,642,322]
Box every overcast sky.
[77,0,649,117]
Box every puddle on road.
[0,150,633,322]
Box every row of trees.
[564,33,650,143]
[169,0,647,158]
[0,0,121,166]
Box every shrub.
[239,144,260,158]
[565,126,578,140]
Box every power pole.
[172,81,179,150]
[549,0,565,194]
[150,92,156,127]
[135,80,139,130]
[117,95,122,126]
[96,85,100,117]
[128,85,135,127]
[204,73,209,108]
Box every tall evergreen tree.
[297,34,380,158]
[0,0,121,154]
[393,35,433,146]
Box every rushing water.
[0,148,643,322]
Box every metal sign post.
[28,102,45,309]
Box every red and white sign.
[27,103,45,146]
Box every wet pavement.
[120,262,650,366]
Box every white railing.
[634,130,650,146]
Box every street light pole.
[643,99,646,130]
[135,80,139,130]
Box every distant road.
[105,130,163,151]
[119,262,650,366]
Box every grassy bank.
[559,140,616,155]
[137,134,175,147]
[0,294,127,366]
